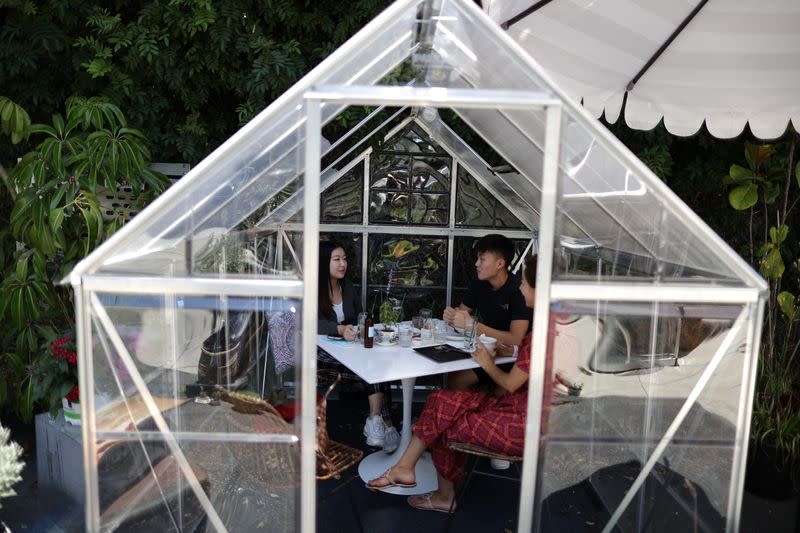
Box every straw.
[468,310,479,346]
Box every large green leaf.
[777,292,796,320]
[744,142,775,168]
[15,253,29,280]
[49,207,65,234]
[729,183,758,210]
[769,225,789,245]
[728,164,754,181]
[760,248,785,280]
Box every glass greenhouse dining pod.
[67,0,767,531]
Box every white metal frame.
[304,84,561,533]
[68,1,767,531]
[255,109,538,312]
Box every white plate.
[446,334,463,341]
[376,340,398,347]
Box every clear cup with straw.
[463,314,478,350]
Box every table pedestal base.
[356,376,438,495]
[358,450,437,495]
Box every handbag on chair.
[197,310,266,389]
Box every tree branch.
[781,130,796,225]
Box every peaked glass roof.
[74,0,763,290]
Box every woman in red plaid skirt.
[367,254,544,513]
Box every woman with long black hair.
[317,241,399,452]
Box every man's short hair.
[474,234,515,269]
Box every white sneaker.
[490,458,511,470]
[383,426,400,453]
[363,416,386,447]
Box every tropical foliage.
[0,96,166,420]
[724,136,800,469]
[0,0,391,164]
[0,0,390,421]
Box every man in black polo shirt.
[443,234,531,391]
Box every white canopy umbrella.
[482,0,800,139]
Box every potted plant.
[30,331,80,424]
[0,95,166,422]
[724,138,800,497]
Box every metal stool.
[444,441,523,532]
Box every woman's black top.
[317,278,361,336]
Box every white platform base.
[358,450,438,495]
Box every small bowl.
[374,325,398,345]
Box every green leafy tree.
[0,0,390,164]
[0,96,167,420]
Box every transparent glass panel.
[409,193,449,225]
[533,300,751,531]
[369,191,410,224]
[96,437,298,532]
[411,156,451,192]
[89,291,301,530]
[366,234,448,316]
[455,166,526,229]
[98,3,424,274]
[369,123,453,226]
[370,153,411,190]
[321,163,363,223]
[451,236,532,305]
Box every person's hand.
[442,306,456,324]
[496,342,515,357]
[340,325,357,341]
[451,310,473,331]
[471,339,496,370]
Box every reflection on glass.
[369,191,409,223]
[370,153,410,189]
[368,235,447,288]
[321,165,363,223]
[455,166,525,229]
[410,194,449,225]
[384,124,441,154]
[365,233,448,322]
[411,156,451,192]
[535,301,746,531]
[367,288,447,321]
[369,124,453,226]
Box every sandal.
[366,469,417,490]
[407,492,456,513]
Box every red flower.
[49,335,78,366]
[65,384,80,403]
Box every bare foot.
[366,465,416,489]
[407,491,456,513]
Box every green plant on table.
[379,299,400,327]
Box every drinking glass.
[398,324,412,347]
[419,308,432,340]
[463,317,478,350]
[434,320,448,343]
